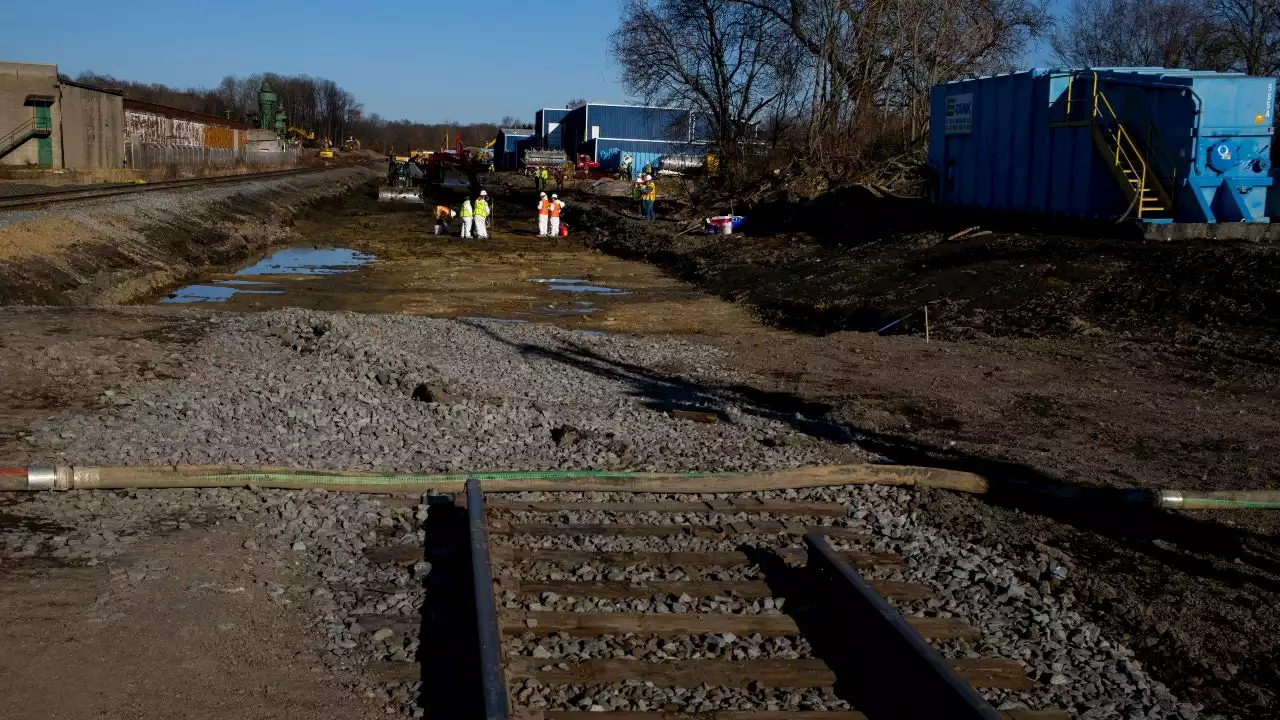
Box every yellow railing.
[1058,72,1171,217]
[1114,85,1179,190]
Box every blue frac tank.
[928,68,1276,224]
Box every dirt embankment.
[0,166,376,306]
[575,187,1280,363]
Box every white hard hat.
[645,175,652,181]
[480,190,487,196]
[450,209,457,217]
[551,193,558,199]
[540,192,547,197]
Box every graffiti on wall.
[125,110,242,149]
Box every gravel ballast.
[4,309,1205,719]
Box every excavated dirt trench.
[145,184,769,338]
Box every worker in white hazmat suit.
[536,192,550,237]
[473,190,491,239]
[459,198,474,239]
[548,194,565,237]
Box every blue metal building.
[928,68,1277,224]
[534,108,570,149]
[494,127,532,171]
[558,103,713,179]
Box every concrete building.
[0,61,124,170]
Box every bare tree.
[1211,0,1280,74]
[566,98,590,109]
[1052,0,1229,69]
[613,0,797,178]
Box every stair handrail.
[0,117,36,154]
[1088,71,1191,191]
[1090,74,1169,214]
[1115,86,1179,189]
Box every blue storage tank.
[494,128,532,171]
[589,139,706,180]
[534,108,569,149]
[928,68,1277,224]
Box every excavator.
[378,150,423,203]
[418,132,484,194]
[378,133,484,203]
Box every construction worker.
[434,204,456,235]
[632,177,644,216]
[536,192,551,237]
[548,193,565,237]
[459,197,474,239]
[538,167,549,191]
[554,166,565,192]
[641,175,656,221]
[474,190,491,239]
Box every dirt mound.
[574,189,1280,364]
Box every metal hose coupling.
[1156,490,1186,508]
[23,466,79,490]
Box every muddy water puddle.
[152,196,765,336]
[162,247,375,305]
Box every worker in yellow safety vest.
[434,204,455,235]
[641,175,656,221]
[538,167,549,191]
[536,192,551,237]
[459,198,474,238]
[473,190,491,239]
[548,193,565,237]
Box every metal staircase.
[0,115,52,161]
[1056,72,1177,220]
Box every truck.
[522,148,567,173]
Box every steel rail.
[466,479,511,720]
[0,165,350,212]
[804,533,1002,719]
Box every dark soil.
[575,186,1280,362]
[569,186,1280,718]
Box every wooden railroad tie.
[487,519,870,541]
[365,546,903,568]
[500,610,980,643]
[508,577,933,602]
[505,656,1034,691]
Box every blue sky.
[0,0,626,125]
[1,0,1064,124]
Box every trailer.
[522,148,567,172]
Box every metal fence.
[124,143,297,170]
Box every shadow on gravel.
[743,546,882,713]
[458,318,1280,594]
[416,495,478,718]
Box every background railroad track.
[360,482,1072,719]
[0,164,355,212]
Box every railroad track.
[0,164,354,212]
[361,481,1071,719]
